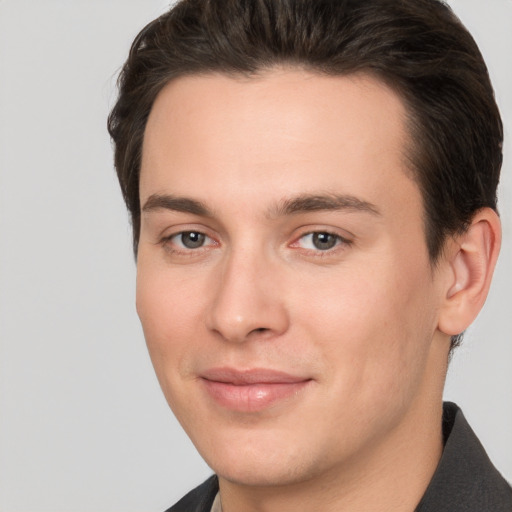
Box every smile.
[200,368,312,412]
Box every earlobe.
[438,208,501,336]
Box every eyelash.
[159,229,352,258]
[291,231,352,255]
[160,231,217,255]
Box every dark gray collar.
[415,402,511,511]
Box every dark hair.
[108,0,503,348]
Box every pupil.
[182,232,205,249]
[313,232,337,250]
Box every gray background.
[0,1,510,511]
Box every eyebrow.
[142,194,213,217]
[270,193,381,217]
[141,192,381,218]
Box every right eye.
[167,231,212,250]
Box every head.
[108,0,502,350]
[108,0,502,498]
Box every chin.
[210,455,313,488]
[190,423,324,488]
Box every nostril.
[251,327,268,334]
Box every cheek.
[293,258,436,398]
[137,257,206,333]
[135,262,208,391]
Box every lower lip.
[201,379,311,412]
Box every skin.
[136,69,499,511]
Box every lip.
[199,368,312,412]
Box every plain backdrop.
[0,1,510,511]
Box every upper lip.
[200,367,310,385]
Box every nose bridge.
[206,242,288,343]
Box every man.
[108,0,512,510]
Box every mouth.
[199,368,312,412]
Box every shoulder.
[416,402,512,512]
[164,475,219,512]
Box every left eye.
[296,232,344,251]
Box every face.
[137,70,449,488]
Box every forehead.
[140,69,420,222]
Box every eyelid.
[289,228,354,253]
[169,231,214,249]
[157,222,216,241]
[158,225,220,254]
[155,224,353,257]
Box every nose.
[205,248,290,343]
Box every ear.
[437,208,501,336]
